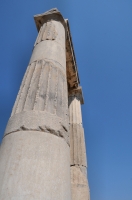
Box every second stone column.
[69,87,90,200]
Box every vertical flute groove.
[11,65,30,116]
[54,68,59,114]
[45,63,51,111]
[23,62,37,111]
[33,61,43,110]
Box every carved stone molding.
[11,60,68,119]
[34,21,57,46]
[34,8,66,34]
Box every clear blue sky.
[0,0,132,199]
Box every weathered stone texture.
[70,124,87,167]
[0,9,72,200]
[71,166,90,200]
[0,131,71,200]
[69,95,82,124]
[9,17,68,145]
[34,21,57,46]
[69,95,87,166]
[69,88,90,200]
[0,8,90,200]
[11,60,68,119]
[5,111,69,145]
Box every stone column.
[69,87,90,200]
[0,9,71,200]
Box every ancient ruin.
[0,8,90,200]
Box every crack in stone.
[4,125,70,146]
[70,164,87,177]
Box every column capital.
[34,8,66,32]
[68,86,84,104]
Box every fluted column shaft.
[69,88,90,200]
[0,10,71,200]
